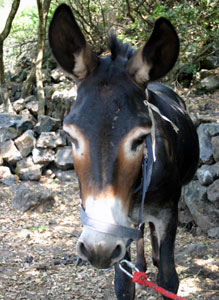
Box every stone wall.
[0,113,74,184]
[180,123,219,238]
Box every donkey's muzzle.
[76,234,126,269]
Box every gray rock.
[199,69,212,80]
[37,131,66,148]
[213,162,219,178]
[0,140,22,164]
[0,113,23,129]
[0,113,34,136]
[0,166,19,185]
[55,146,73,170]
[50,68,65,82]
[198,76,219,93]
[15,130,36,157]
[207,123,219,137]
[11,182,55,212]
[32,148,55,165]
[212,136,219,162]
[201,55,219,70]
[16,118,34,133]
[197,165,215,186]
[55,169,76,181]
[34,116,61,135]
[207,179,219,205]
[0,127,18,143]
[207,227,219,238]
[15,157,42,181]
[197,124,213,164]
[24,95,36,103]
[183,180,218,232]
[13,98,25,113]
[25,99,38,117]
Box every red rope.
[133,272,189,300]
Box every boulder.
[36,131,66,148]
[207,123,219,136]
[11,182,55,212]
[213,162,219,178]
[32,148,55,165]
[212,136,219,162]
[15,129,36,157]
[55,146,73,170]
[25,98,38,117]
[0,140,22,164]
[183,180,218,232]
[34,116,61,135]
[0,166,19,185]
[197,123,216,164]
[197,165,215,186]
[200,55,219,70]
[0,113,23,129]
[15,157,42,181]
[207,179,219,205]
[0,127,18,143]
[207,227,219,239]
[197,75,219,93]
[13,98,26,113]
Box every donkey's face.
[49,4,179,269]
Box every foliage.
[3,0,219,83]
[4,5,39,70]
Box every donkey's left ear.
[126,18,179,86]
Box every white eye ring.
[123,127,151,159]
[63,123,86,157]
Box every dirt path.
[0,175,218,300]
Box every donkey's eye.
[131,135,146,151]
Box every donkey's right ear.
[49,4,98,82]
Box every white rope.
[144,89,179,162]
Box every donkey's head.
[49,4,179,269]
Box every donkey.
[49,4,199,300]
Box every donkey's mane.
[107,33,136,61]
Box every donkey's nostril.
[111,244,122,260]
[78,241,89,259]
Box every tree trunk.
[21,0,51,120]
[0,0,20,112]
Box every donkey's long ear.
[127,18,179,86]
[49,4,97,81]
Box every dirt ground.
[0,173,218,300]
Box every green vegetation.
[2,0,219,81]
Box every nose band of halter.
[79,135,154,242]
[80,206,143,240]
